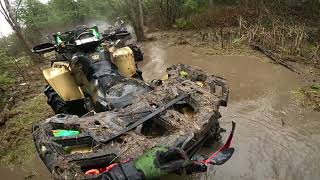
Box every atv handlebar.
[32,29,131,55]
[103,31,131,41]
[31,43,57,54]
[32,46,56,54]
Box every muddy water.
[141,42,320,180]
[0,155,52,180]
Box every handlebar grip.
[103,31,131,41]
[32,46,56,54]
[115,32,131,39]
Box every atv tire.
[128,44,143,62]
[203,116,222,147]
[44,85,88,116]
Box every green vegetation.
[173,18,192,29]
[2,0,318,66]
[311,84,320,91]
[0,48,33,111]
[0,49,15,110]
[0,49,15,86]
[0,73,14,88]
[0,0,318,61]
[291,84,320,111]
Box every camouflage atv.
[33,25,144,116]
[32,64,232,179]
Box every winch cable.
[100,93,189,143]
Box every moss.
[310,84,320,91]
[173,18,193,30]
[0,94,52,170]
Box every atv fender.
[43,62,84,101]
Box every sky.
[0,0,49,37]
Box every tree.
[0,0,39,62]
[108,0,145,41]
[128,0,144,41]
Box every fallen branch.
[250,43,300,74]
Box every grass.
[0,90,7,111]
[291,84,320,111]
[0,73,15,86]
[0,94,52,171]
[311,84,320,91]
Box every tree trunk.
[14,27,38,62]
[209,0,214,8]
[137,0,145,41]
[128,0,144,41]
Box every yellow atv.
[32,26,146,116]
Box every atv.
[32,24,234,180]
[32,64,233,179]
[33,25,145,116]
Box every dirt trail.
[140,40,320,180]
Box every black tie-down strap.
[100,93,189,143]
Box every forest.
[1,0,320,92]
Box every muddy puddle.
[2,41,319,179]
[140,42,320,180]
[0,155,51,179]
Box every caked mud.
[140,40,320,180]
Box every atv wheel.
[128,44,143,62]
[44,85,88,116]
[203,119,222,147]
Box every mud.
[0,155,51,180]
[140,40,320,180]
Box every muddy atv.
[33,25,144,117]
[32,64,229,179]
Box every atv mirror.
[208,148,234,165]
[32,43,56,54]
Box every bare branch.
[0,1,14,28]
[15,0,22,17]
[2,0,19,30]
[0,1,9,18]
[0,8,9,21]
